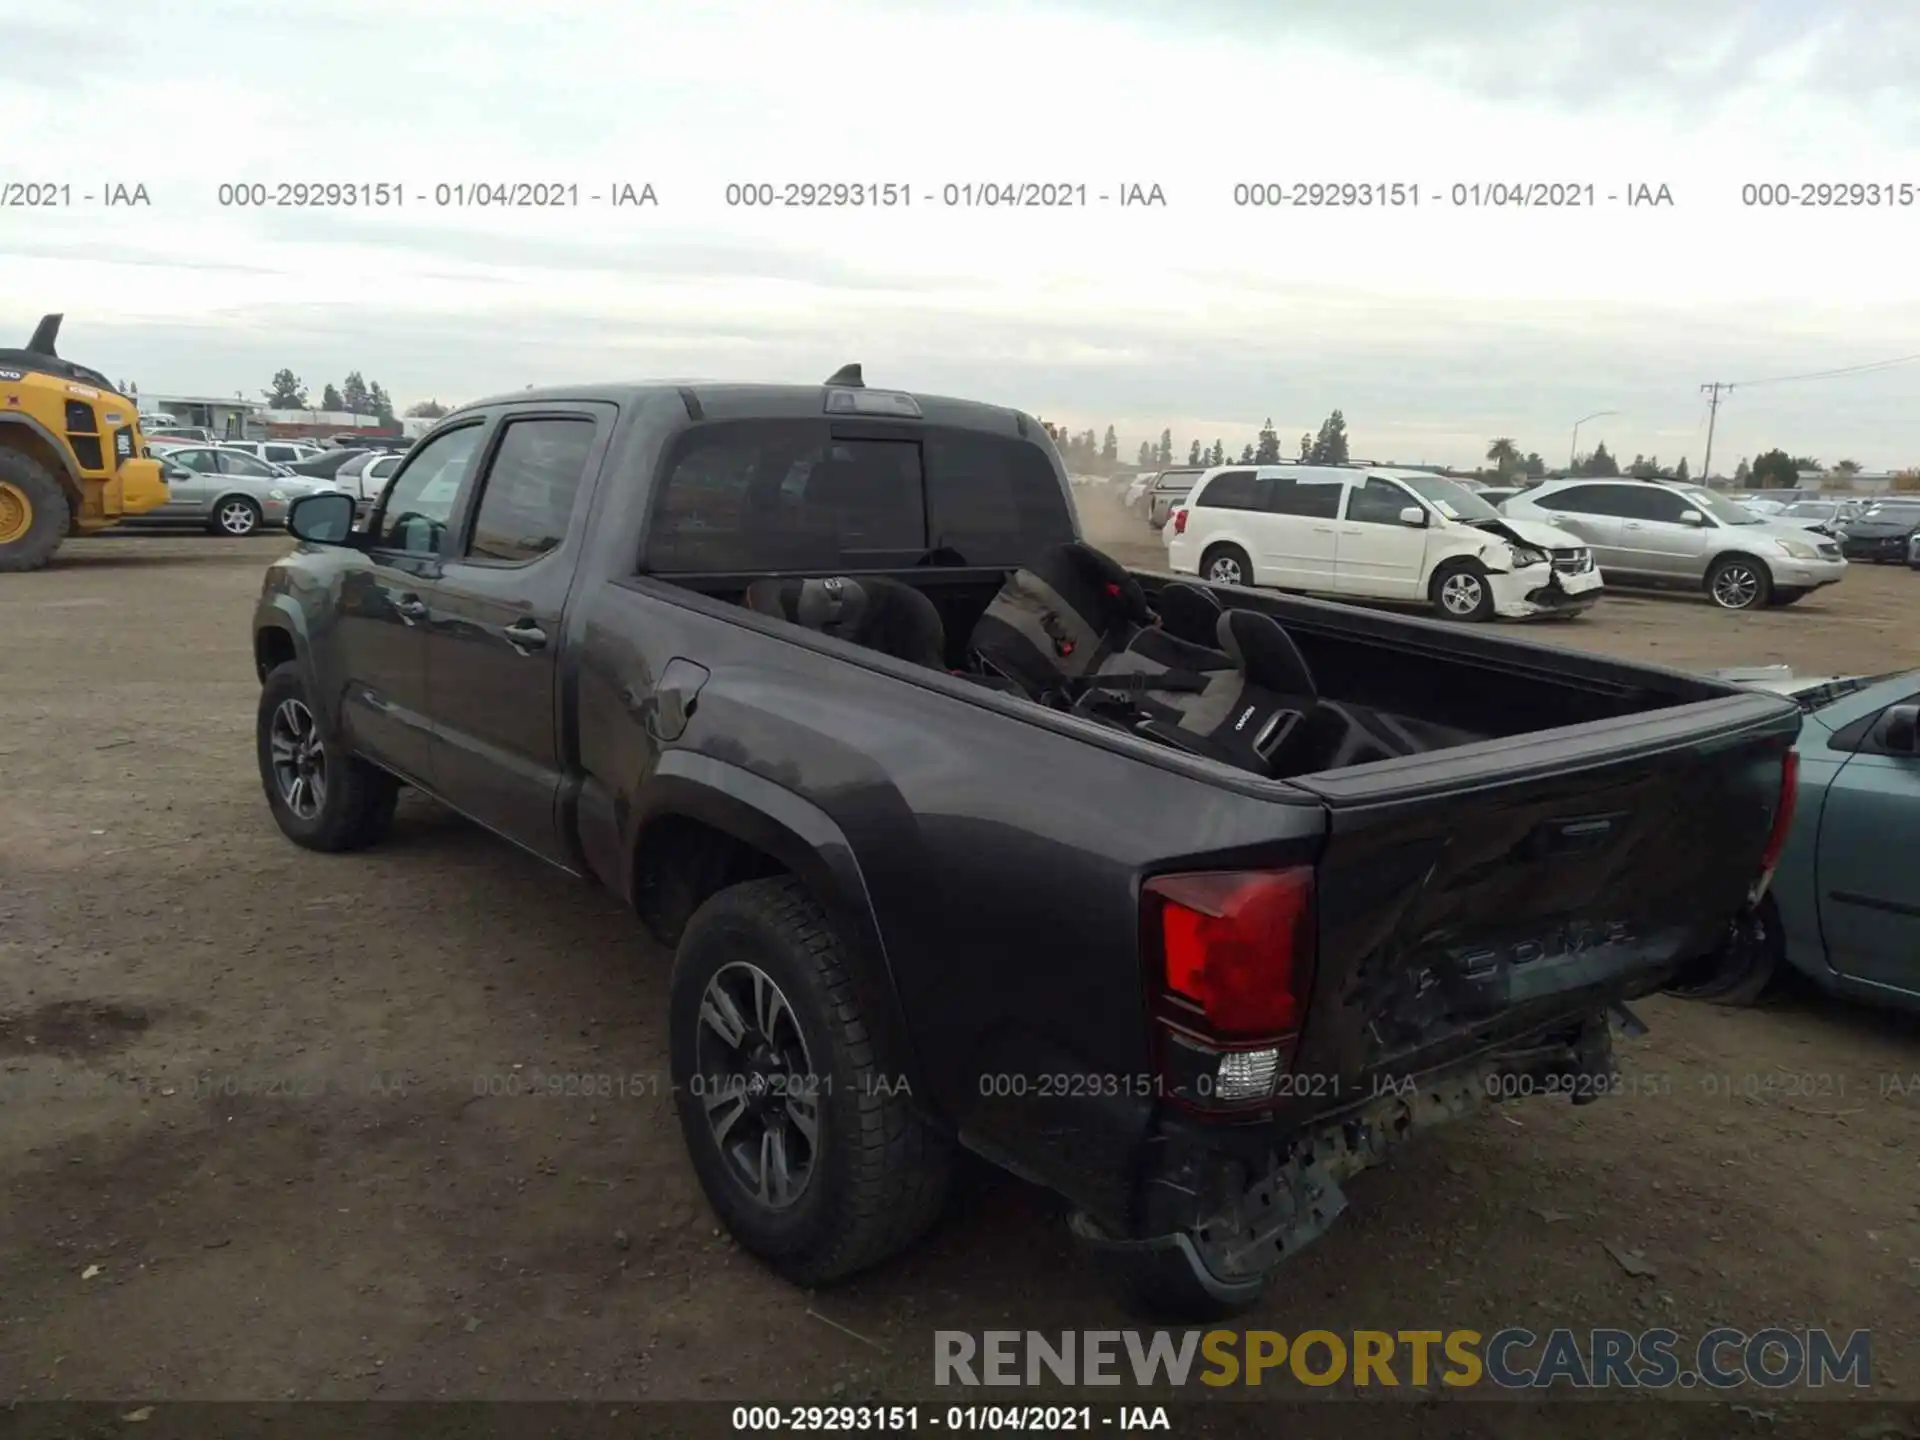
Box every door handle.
[503,620,548,652]
[1313,526,1335,533]
[394,595,427,623]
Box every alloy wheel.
[1712,563,1760,609]
[219,501,259,535]
[267,698,327,819]
[1440,572,1485,616]
[693,961,819,1211]
[1206,556,1244,586]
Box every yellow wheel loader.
[0,315,169,572]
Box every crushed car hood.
[1472,516,1587,551]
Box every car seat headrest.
[1215,609,1317,699]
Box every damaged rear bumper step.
[1072,1009,1640,1301]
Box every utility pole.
[1700,382,1731,484]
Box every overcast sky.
[4,0,1917,473]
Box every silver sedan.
[132,445,345,536]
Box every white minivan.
[1164,464,1604,621]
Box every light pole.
[1569,410,1619,472]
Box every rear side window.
[1195,470,1262,509]
[646,422,928,572]
[922,430,1071,564]
[465,416,597,562]
[1535,484,1631,517]
[1268,477,1343,519]
[1616,487,1691,522]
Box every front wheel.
[1200,544,1253,588]
[1706,555,1771,610]
[256,662,399,851]
[211,495,263,537]
[1429,559,1495,621]
[0,449,71,573]
[668,876,953,1286]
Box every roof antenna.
[27,314,63,357]
[825,363,863,388]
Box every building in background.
[138,393,263,438]
[259,408,401,441]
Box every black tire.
[209,494,263,537]
[1199,543,1253,588]
[668,876,954,1287]
[1665,894,1784,1006]
[1767,587,1807,607]
[256,662,400,852]
[1706,554,1772,610]
[1429,558,1495,621]
[0,447,72,573]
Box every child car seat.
[743,576,947,670]
[968,542,1328,774]
[1154,581,1224,648]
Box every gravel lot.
[3,522,1917,1434]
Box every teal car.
[1671,668,1920,1007]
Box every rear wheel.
[0,449,71,573]
[1429,559,1495,621]
[210,495,262,537]
[1707,555,1771,610]
[1200,544,1253,588]
[668,876,954,1286]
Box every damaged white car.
[1164,463,1602,622]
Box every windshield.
[1860,502,1920,520]
[1680,488,1763,525]
[1399,474,1501,521]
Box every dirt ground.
[3,515,1918,1436]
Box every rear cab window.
[642,419,1072,573]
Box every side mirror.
[287,491,357,545]
[1879,703,1920,754]
[1397,505,1428,528]
[1678,509,1705,525]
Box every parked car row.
[1156,466,1878,619]
[132,443,349,536]
[1162,463,1603,621]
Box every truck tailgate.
[1282,690,1800,1086]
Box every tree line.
[1039,410,1355,473]
[263,368,397,421]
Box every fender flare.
[0,412,83,490]
[632,751,932,1105]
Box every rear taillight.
[1755,749,1799,885]
[1143,868,1315,1111]
[1172,508,1188,535]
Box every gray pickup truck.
[251,370,1801,1314]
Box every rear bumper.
[1078,1016,1620,1294]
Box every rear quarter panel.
[575,579,1328,1218]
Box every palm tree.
[1486,437,1521,476]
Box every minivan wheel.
[668,876,954,1287]
[1707,555,1771,610]
[1201,544,1253,588]
[1429,559,1495,621]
